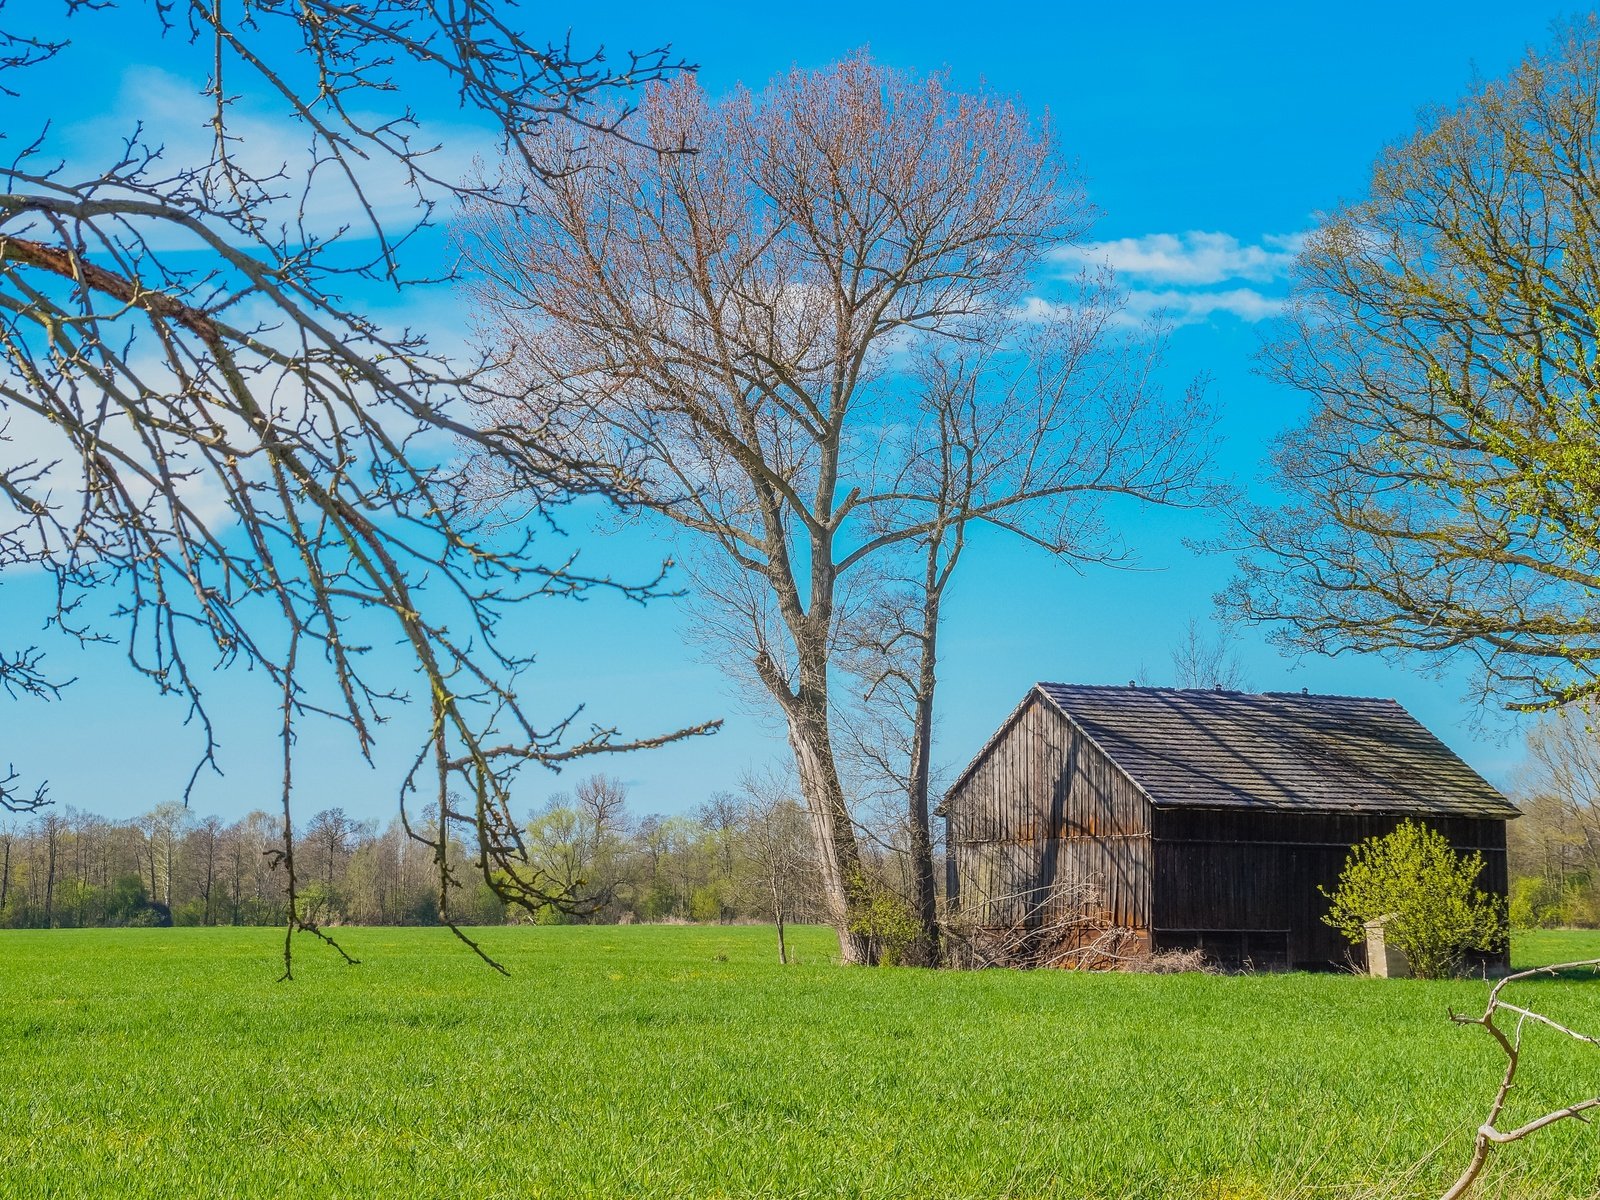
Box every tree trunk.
[43,826,57,927]
[202,836,216,925]
[903,573,943,966]
[773,885,788,966]
[783,675,875,964]
[229,847,244,926]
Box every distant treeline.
[0,775,830,930]
[1509,796,1600,929]
[1505,712,1600,931]
[24,757,1588,938]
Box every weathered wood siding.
[946,695,1151,934]
[1150,809,1510,969]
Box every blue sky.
[1,2,1580,822]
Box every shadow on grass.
[1502,963,1600,985]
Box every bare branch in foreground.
[0,0,706,975]
[1441,958,1600,1200]
[0,643,68,702]
[0,764,47,813]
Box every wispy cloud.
[61,66,493,251]
[1017,287,1284,329]
[1053,230,1306,286]
[1123,286,1286,324]
[1031,229,1308,327]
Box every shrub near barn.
[1322,820,1509,978]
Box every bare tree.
[0,819,13,913]
[0,2,708,973]
[1507,708,1600,924]
[837,305,1216,962]
[1228,18,1600,712]
[522,775,633,918]
[190,816,224,926]
[696,791,745,922]
[301,808,367,906]
[1167,617,1251,691]
[37,809,62,926]
[138,801,191,910]
[735,770,816,963]
[222,819,253,926]
[1522,709,1600,856]
[576,775,631,844]
[463,54,1199,961]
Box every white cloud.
[1123,286,1286,325]
[59,67,494,251]
[1053,231,1306,286]
[1029,228,1307,328]
[1017,285,1283,329]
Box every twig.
[1440,957,1600,1199]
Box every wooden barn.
[940,684,1517,970]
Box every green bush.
[846,884,922,967]
[530,902,571,926]
[1322,819,1508,979]
[1510,872,1598,929]
[1511,875,1561,929]
[125,902,172,928]
[236,897,287,926]
[98,875,172,927]
[689,883,726,924]
[170,899,209,927]
[294,883,348,926]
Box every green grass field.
[3,927,1600,1199]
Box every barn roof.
[948,684,1517,818]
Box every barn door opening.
[1153,928,1290,970]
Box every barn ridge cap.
[1037,680,1406,705]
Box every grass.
[2,927,1600,1199]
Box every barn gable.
[943,691,1152,938]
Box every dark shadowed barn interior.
[940,684,1517,970]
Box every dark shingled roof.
[973,684,1515,818]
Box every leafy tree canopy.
[1229,18,1600,711]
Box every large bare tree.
[466,56,1213,961]
[1228,18,1600,713]
[0,1,708,974]
[838,305,1215,962]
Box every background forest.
[0,774,833,932]
[8,701,1600,936]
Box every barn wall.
[1151,809,1510,969]
[946,696,1151,934]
